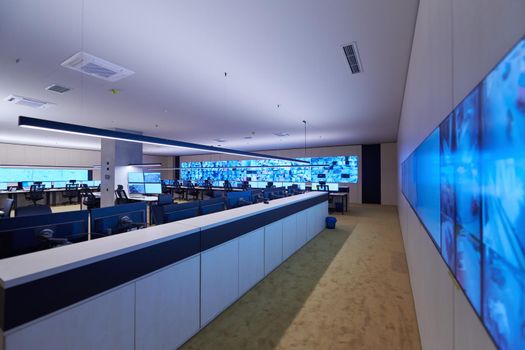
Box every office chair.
[187,183,200,201]
[161,182,170,194]
[241,181,251,191]
[223,180,233,192]
[0,198,14,218]
[25,184,45,205]
[172,180,185,199]
[63,183,79,204]
[80,185,100,210]
[115,185,132,205]
[266,182,275,189]
[203,180,214,198]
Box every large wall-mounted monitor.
[180,156,358,184]
[144,172,161,183]
[401,36,525,349]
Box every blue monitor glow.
[144,172,161,183]
[53,181,67,188]
[0,183,6,190]
[128,183,145,194]
[401,36,525,349]
[145,183,162,194]
[128,172,144,183]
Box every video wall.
[402,37,525,349]
[180,156,358,183]
[0,168,90,189]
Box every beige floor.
[181,205,421,350]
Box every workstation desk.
[0,187,98,210]
[0,192,328,350]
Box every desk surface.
[0,192,326,288]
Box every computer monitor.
[144,172,161,183]
[0,183,7,190]
[53,181,66,188]
[145,183,162,194]
[128,172,144,183]
[128,183,145,194]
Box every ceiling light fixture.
[128,163,162,167]
[274,132,290,137]
[19,116,310,164]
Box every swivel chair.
[187,183,200,201]
[203,180,214,198]
[115,185,132,205]
[223,180,233,192]
[172,180,186,200]
[63,183,79,204]
[80,185,100,210]
[25,184,45,205]
[241,181,251,191]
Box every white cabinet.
[6,285,135,350]
[282,214,298,260]
[201,239,239,326]
[135,255,200,350]
[264,220,283,275]
[239,228,265,295]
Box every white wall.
[397,0,525,349]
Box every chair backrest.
[223,180,233,192]
[1,198,14,218]
[27,184,45,202]
[115,185,129,200]
[64,183,79,196]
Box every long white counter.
[0,192,328,350]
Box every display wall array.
[0,168,89,183]
[181,156,358,183]
[402,37,525,350]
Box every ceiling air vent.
[3,95,53,109]
[343,42,363,74]
[61,52,134,82]
[46,84,71,93]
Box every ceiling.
[0,0,419,156]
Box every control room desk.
[329,192,348,213]
[0,192,327,350]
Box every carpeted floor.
[181,205,421,350]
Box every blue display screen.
[128,183,145,194]
[144,172,161,183]
[0,168,88,182]
[145,183,162,194]
[402,37,525,349]
[128,172,144,183]
[180,156,358,183]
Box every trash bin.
[325,216,337,229]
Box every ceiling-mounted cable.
[302,120,307,158]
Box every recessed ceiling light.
[244,136,253,139]
[213,138,227,143]
[274,132,290,137]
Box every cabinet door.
[282,214,298,260]
[201,239,239,326]
[135,255,200,350]
[264,220,283,275]
[239,228,265,295]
